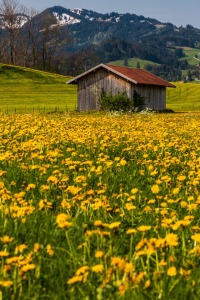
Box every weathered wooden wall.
[77,67,166,111]
[134,85,166,110]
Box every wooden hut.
[67,63,175,111]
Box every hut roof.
[67,63,175,88]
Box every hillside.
[0,64,77,113]
[167,82,200,111]
[2,64,200,113]
[108,58,160,68]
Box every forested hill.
[1,5,200,80]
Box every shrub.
[99,90,145,112]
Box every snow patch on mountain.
[71,8,83,15]
[155,24,166,29]
[53,12,81,25]
[0,14,29,29]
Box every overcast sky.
[19,0,200,28]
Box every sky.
[19,0,200,29]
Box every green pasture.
[108,57,160,68]
[179,47,200,66]
[167,81,200,111]
[0,64,77,113]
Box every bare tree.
[0,0,27,64]
[21,6,39,67]
[0,30,9,62]
[37,12,72,71]
[36,12,57,71]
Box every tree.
[0,30,9,62]
[0,0,26,64]
[36,12,72,71]
[136,61,140,69]
[22,7,39,67]
[123,57,128,66]
[187,69,192,82]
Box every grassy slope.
[0,64,77,112]
[108,57,160,68]
[180,47,200,66]
[109,48,200,69]
[1,64,200,113]
[167,82,200,111]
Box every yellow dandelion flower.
[20,264,36,274]
[15,244,28,254]
[159,260,168,267]
[165,233,179,247]
[177,175,186,181]
[109,222,121,229]
[47,176,59,185]
[0,181,5,188]
[137,225,151,232]
[180,201,187,208]
[167,266,177,276]
[191,234,200,243]
[144,279,151,289]
[126,228,137,234]
[120,159,126,166]
[173,188,180,195]
[94,220,103,227]
[0,235,14,243]
[67,275,83,284]
[95,251,104,258]
[114,157,120,162]
[0,251,9,257]
[75,266,89,276]
[188,204,197,211]
[0,280,13,287]
[131,188,138,194]
[26,183,36,191]
[40,185,50,192]
[151,185,159,194]
[46,244,54,256]
[56,213,72,229]
[75,176,87,183]
[91,264,104,273]
[124,262,134,274]
[34,243,40,253]
[111,257,125,268]
[125,203,136,211]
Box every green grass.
[179,47,200,66]
[167,81,200,111]
[0,64,77,113]
[108,57,160,68]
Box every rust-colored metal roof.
[67,63,175,88]
[106,64,175,87]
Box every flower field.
[1,112,200,299]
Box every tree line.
[0,0,72,71]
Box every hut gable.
[67,63,175,111]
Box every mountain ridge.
[1,5,200,80]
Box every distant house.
[67,63,175,111]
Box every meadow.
[0,64,77,113]
[108,58,160,69]
[166,82,200,111]
[1,112,200,299]
[180,47,200,66]
[3,63,200,113]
